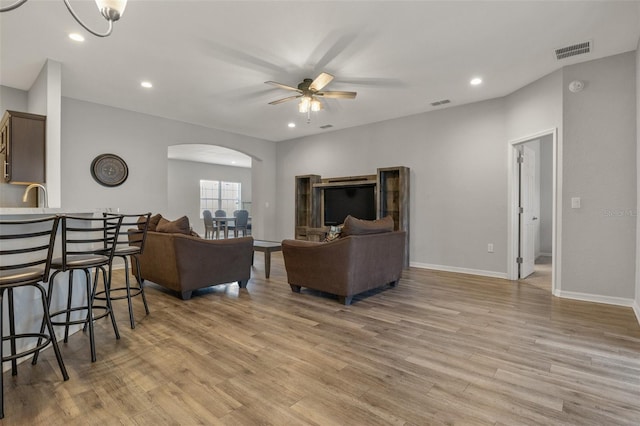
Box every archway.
[166,144,254,237]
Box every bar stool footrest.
[94,287,143,301]
[50,305,112,325]
[1,333,53,362]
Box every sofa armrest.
[282,237,353,295]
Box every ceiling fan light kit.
[266,72,357,123]
[0,0,127,37]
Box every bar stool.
[0,216,69,419]
[93,213,151,329]
[34,214,123,363]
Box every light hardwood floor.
[3,253,640,425]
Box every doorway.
[507,129,561,294]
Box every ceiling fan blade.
[265,81,301,92]
[268,95,302,105]
[309,72,334,91]
[317,91,357,99]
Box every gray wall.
[561,52,637,299]
[276,52,638,305]
[60,97,278,240]
[277,98,509,276]
[167,159,251,236]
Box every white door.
[520,145,536,278]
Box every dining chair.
[214,209,227,239]
[94,213,151,329]
[234,210,250,238]
[0,216,69,419]
[34,214,123,363]
[203,210,215,239]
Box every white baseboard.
[633,300,640,325]
[410,262,508,280]
[555,290,636,309]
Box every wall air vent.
[555,40,591,60]
[430,99,451,107]
[319,124,333,129]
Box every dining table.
[211,217,233,239]
[211,216,251,239]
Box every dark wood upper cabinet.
[1,110,46,184]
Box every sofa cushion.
[142,213,163,231]
[156,216,191,235]
[340,215,394,236]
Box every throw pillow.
[156,216,191,235]
[323,225,343,242]
[340,215,394,236]
[142,213,163,231]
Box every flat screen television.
[323,185,376,226]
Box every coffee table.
[253,240,282,279]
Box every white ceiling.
[1,0,639,145]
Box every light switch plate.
[571,197,581,209]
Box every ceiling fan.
[265,72,357,121]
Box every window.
[200,180,241,217]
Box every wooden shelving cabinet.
[294,174,321,240]
[377,166,410,267]
[1,110,46,184]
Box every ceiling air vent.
[555,40,591,60]
[430,99,451,107]
[319,124,333,129]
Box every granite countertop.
[0,208,106,216]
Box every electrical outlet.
[487,243,494,253]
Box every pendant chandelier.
[0,0,127,38]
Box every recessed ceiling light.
[288,123,296,128]
[470,77,483,86]
[140,81,153,88]
[69,33,85,42]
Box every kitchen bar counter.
[0,208,103,216]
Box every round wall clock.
[90,153,128,187]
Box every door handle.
[532,217,538,221]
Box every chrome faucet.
[22,183,48,208]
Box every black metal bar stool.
[93,213,151,329]
[34,214,123,363]
[0,216,69,419]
